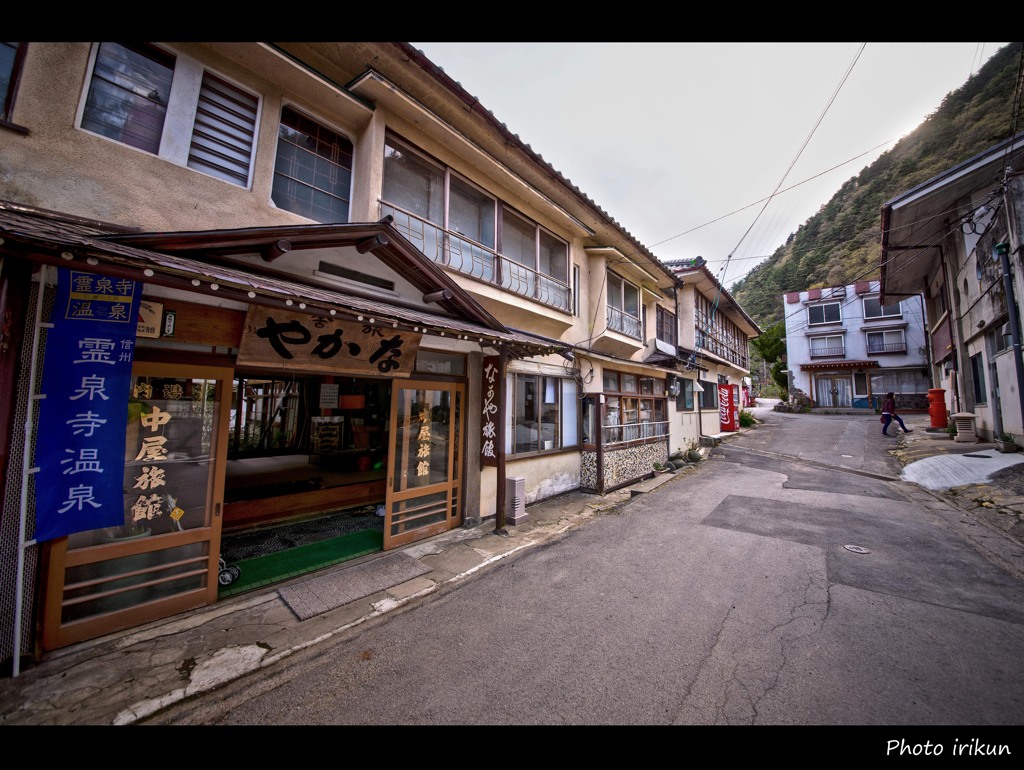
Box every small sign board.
[137,300,163,339]
[319,383,340,409]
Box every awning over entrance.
[0,201,569,360]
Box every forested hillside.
[730,42,1023,332]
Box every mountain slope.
[730,42,1023,331]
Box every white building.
[782,280,929,410]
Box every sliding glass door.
[385,381,463,549]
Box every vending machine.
[718,383,740,432]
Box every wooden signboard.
[481,355,499,467]
[237,306,422,377]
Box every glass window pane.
[607,273,623,310]
[81,42,173,154]
[539,377,559,450]
[501,208,535,266]
[392,389,451,489]
[382,139,444,224]
[561,379,578,446]
[681,379,694,411]
[0,42,21,118]
[604,396,620,426]
[538,230,567,282]
[624,282,639,316]
[449,177,495,248]
[581,396,595,445]
[623,397,638,425]
[272,107,352,223]
[514,375,539,453]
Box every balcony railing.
[602,420,670,446]
[607,305,642,340]
[380,202,571,313]
[695,325,750,369]
[866,342,907,354]
[809,346,845,358]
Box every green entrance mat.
[219,528,384,598]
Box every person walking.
[881,391,913,435]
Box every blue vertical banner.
[34,267,142,542]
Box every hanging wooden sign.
[237,306,421,377]
[481,354,500,467]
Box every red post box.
[928,388,948,429]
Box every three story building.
[782,281,929,410]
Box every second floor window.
[809,334,844,358]
[607,272,641,339]
[272,106,353,222]
[188,73,259,187]
[449,175,495,247]
[381,134,570,311]
[866,329,906,354]
[80,43,259,188]
[1,42,26,126]
[656,306,677,346]
[81,42,174,154]
[694,292,749,369]
[808,301,841,326]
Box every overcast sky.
[411,42,1009,288]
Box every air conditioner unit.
[506,476,527,525]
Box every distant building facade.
[782,281,929,410]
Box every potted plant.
[994,432,1017,453]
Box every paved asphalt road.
[143,405,1024,748]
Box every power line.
[647,137,897,252]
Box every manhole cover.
[843,545,870,554]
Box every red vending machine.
[718,384,740,432]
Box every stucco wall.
[478,453,581,518]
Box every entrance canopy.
[799,360,878,371]
[0,201,568,361]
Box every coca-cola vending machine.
[718,384,740,432]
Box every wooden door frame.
[41,361,232,650]
[384,379,464,550]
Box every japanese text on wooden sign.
[481,355,499,467]
[237,306,422,377]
